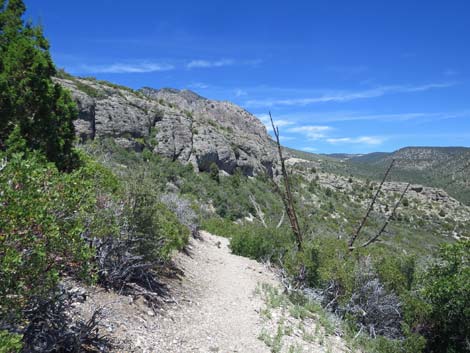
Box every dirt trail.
[76,231,351,353]
[155,231,276,352]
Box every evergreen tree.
[209,162,220,183]
[0,0,78,170]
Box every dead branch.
[360,183,410,248]
[0,158,6,172]
[249,194,267,228]
[276,211,285,229]
[270,112,303,251]
[348,159,395,251]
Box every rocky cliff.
[57,77,277,176]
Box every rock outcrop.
[57,77,277,175]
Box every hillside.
[56,75,277,176]
[341,147,470,205]
[58,74,470,207]
[2,2,469,353]
[58,75,470,246]
[292,147,469,205]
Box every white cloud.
[326,136,384,145]
[244,59,263,66]
[280,136,296,142]
[234,89,247,97]
[188,82,209,89]
[287,125,332,140]
[258,110,470,124]
[301,147,317,152]
[79,62,174,74]
[256,114,296,132]
[245,82,456,108]
[186,59,234,69]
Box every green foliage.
[0,0,78,170]
[209,162,219,183]
[201,217,239,238]
[229,224,293,261]
[126,183,189,262]
[73,79,105,99]
[421,240,470,353]
[283,242,320,286]
[80,139,469,353]
[0,150,106,322]
[0,330,22,353]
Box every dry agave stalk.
[269,112,303,251]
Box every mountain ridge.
[57,75,278,176]
[58,73,469,204]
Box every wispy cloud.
[186,59,234,69]
[77,62,174,74]
[260,110,470,124]
[245,82,456,108]
[326,136,384,145]
[301,147,317,152]
[257,114,296,132]
[68,57,262,74]
[234,89,247,97]
[186,58,262,70]
[287,125,332,140]
[188,82,209,89]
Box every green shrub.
[0,151,99,322]
[201,217,239,238]
[209,162,220,183]
[421,240,470,352]
[229,224,292,261]
[125,177,189,263]
[283,242,320,286]
[0,331,22,353]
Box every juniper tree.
[0,0,78,170]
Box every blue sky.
[26,0,470,153]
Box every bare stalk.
[270,112,303,251]
[348,159,395,251]
[360,183,410,248]
[249,194,267,228]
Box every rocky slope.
[58,75,469,205]
[350,147,470,170]
[286,157,470,240]
[293,147,470,206]
[57,77,277,176]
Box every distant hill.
[324,153,365,160]
[286,146,470,205]
[344,147,470,205]
[57,74,470,206]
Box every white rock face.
[57,78,277,175]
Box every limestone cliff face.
[57,77,277,175]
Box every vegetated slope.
[348,147,470,205]
[56,74,277,176]
[293,147,470,206]
[60,74,470,350]
[86,140,470,352]
[3,2,468,351]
